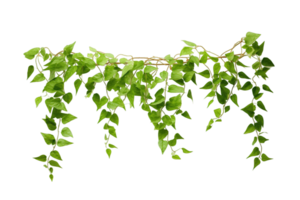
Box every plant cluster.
[25,32,274,181]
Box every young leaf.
[225,106,230,113]
[27,65,34,79]
[35,96,42,107]
[244,124,255,134]
[180,47,193,56]
[214,108,221,118]
[61,127,73,137]
[182,40,196,46]
[168,85,184,93]
[244,32,261,46]
[49,174,54,182]
[182,148,192,154]
[31,73,46,83]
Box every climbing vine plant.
[25,32,274,181]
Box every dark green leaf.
[181,111,191,119]
[63,93,73,104]
[261,153,272,161]
[258,136,268,143]
[240,81,253,91]
[225,106,230,113]
[262,84,273,93]
[92,93,101,110]
[158,129,168,140]
[57,139,73,147]
[255,114,264,127]
[247,147,260,158]
[253,157,261,170]
[200,81,213,89]
[256,41,265,56]
[257,101,267,111]
[216,92,226,104]
[110,113,119,125]
[43,116,57,131]
[238,72,250,79]
[252,86,260,96]
[187,89,193,101]
[230,94,239,107]
[50,150,62,161]
[61,127,73,137]
[261,57,274,67]
[241,103,256,117]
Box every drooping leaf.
[74,79,82,94]
[261,153,272,161]
[49,160,62,168]
[241,103,256,117]
[230,94,239,107]
[63,93,73,104]
[27,65,34,79]
[187,89,193,101]
[24,47,40,60]
[253,157,261,170]
[261,57,274,67]
[252,137,257,145]
[257,101,267,111]
[41,133,55,145]
[240,81,253,91]
[166,95,181,111]
[262,84,273,93]
[43,116,57,131]
[213,63,221,74]
[258,136,268,143]
[244,124,256,134]
[172,155,181,160]
[200,81,213,89]
[182,148,192,154]
[110,113,119,125]
[106,148,112,158]
[214,108,222,118]
[238,72,250,79]
[108,144,117,149]
[181,111,191,119]
[35,96,42,107]
[158,139,168,154]
[247,147,260,158]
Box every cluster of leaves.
[196,32,274,169]
[25,31,274,181]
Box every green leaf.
[92,93,101,110]
[200,81,213,89]
[256,41,265,56]
[107,96,125,111]
[252,86,260,97]
[49,160,62,168]
[98,109,108,123]
[41,133,55,145]
[230,94,239,107]
[64,42,76,56]
[105,53,114,59]
[225,106,230,113]
[119,58,128,64]
[182,40,196,46]
[240,81,253,91]
[182,148,192,154]
[44,57,68,71]
[96,53,109,66]
[108,144,117,149]
[158,129,169,140]
[64,65,77,82]
[63,93,73,104]
[225,51,234,61]
[160,71,168,80]
[62,114,77,124]
[45,97,67,112]
[171,71,183,80]
[118,87,130,96]
[106,148,112,158]
[189,55,199,66]
[166,95,182,111]
[158,140,168,154]
[252,137,257,145]
[43,116,57,131]
[121,61,134,77]
[74,79,82,94]
[57,139,73,147]
[204,91,215,99]
[31,73,46,83]
[258,136,268,143]
[187,89,193,101]
[216,92,226,104]
[262,84,273,93]
[257,101,267,111]
[261,153,272,161]
[252,61,260,70]
[183,71,195,82]
[248,146,260,158]
[89,46,97,52]
[24,47,40,60]
[198,70,210,78]
[207,99,213,108]
[214,108,221,118]
[255,114,264,127]
[50,150,62,161]
[174,133,184,140]
[213,63,221,74]
[224,61,237,74]
[27,65,34,79]
[35,96,42,107]
[162,115,172,126]
[208,54,219,62]
[48,174,54,183]
[181,111,191,119]
[168,85,184,93]
[33,155,47,162]
[253,157,261,170]
[61,127,73,137]
[144,66,157,73]
[244,32,261,46]
[110,113,119,125]
[180,47,193,56]
[237,61,249,68]
[172,155,181,160]
[244,124,256,134]
[238,72,250,79]
[219,72,232,81]
[205,117,216,132]
[199,52,208,64]
[261,57,274,67]
[241,103,256,117]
